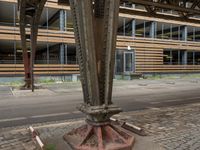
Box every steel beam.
[17,0,200,149]
[63,0,135,149]
[125,0,200,15]
[18,0,47,90]
[120,7,200,25]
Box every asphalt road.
[0,79,200,128]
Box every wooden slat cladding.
[136,65,200,73]
[1,25,200,50]
[117,36,200,48]
[0,25,75,44]
[2,25,200,74]
[0,64,79,76]
[135,48,164,73]
[116,36,200,73]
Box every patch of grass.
[181,74,200,79]
[145,73,200,80]
[37,79,56,84]
[0,81,23,86]
[44,144,56,150]
[146,75,162,80]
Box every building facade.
[0,0,200,78]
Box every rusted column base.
[20,79,40,90]
[20,78,32,90]
[64,121,134,150]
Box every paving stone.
[113,103,200,150]
[0,103,200,149]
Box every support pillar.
[181,26,188,41]
[150,21,156,38]
[132,19,136,37]
[64,10,67,31]
[64,0,134,149]
[65,44,68,64]
[47,43,50,64]
[60,9,65,31]
[182,50,188,65]
[59,10,66,65]
[18,0,47,90]
[178,50,181,65]
[60,43,65,64]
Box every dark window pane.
[163,50,171,65]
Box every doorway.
[124,51,135,73]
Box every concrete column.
[193,27,196,41]
[60,43,65,64]
[123,3,126,36]
[144,21,146,38]
[47,43,49,64]
[13,5,17,64]
[161,24,164,39]
[60,10,65,31]
[178,50,180,65]
[170,24,173,39]
[181,26,188,41]
[65,44,68,64]
[46,8,49,29]
[182,50,187,65]
[178,26,181,40]
[123,18,126,36]
[64,10,67,31]
[150,22,156,38]
[132,19,136,37]
[154,22,157,38]
[14,41,16,64]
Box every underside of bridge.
[18,0,200,149]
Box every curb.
[110,117,146,136]
[29,126,44,149]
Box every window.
[115,50,135,74]
[187,27,195,41]
[144,21,151,38]
[163,24,171,39]
[135,20,145,37]
[195,52,200,65]
[115,50,124,74]
[156,23,163,39]
[172,51,179,65]
[124,52,134,72]
[163,50,171,65]
[117,17,132,36]
[187,52,194,65]
[172,25,179,40]
[195,28,200,42]
[0,2,15,26]
[163,49,189,65]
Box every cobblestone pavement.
[115,103,200,150]
[0,103,200,150]
[0,128,37,150]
